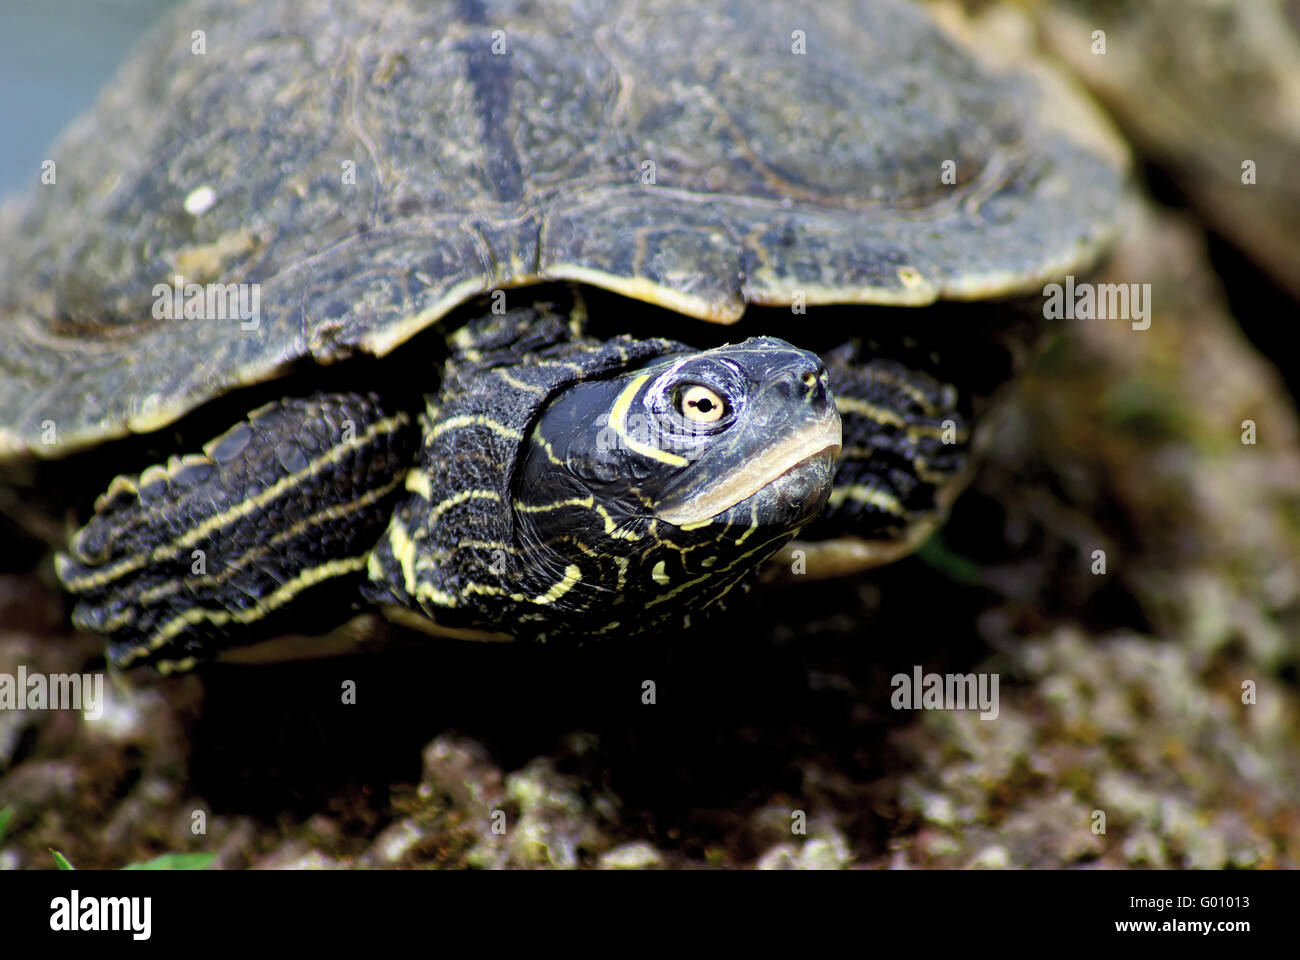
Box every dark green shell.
[0,0,1127,458]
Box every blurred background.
[0,0,180,194]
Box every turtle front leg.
[771,341,972,579]
[57,394,416,673]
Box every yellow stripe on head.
[608,373,689,468]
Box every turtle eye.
[678,384,727,424]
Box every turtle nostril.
[772,361,830,404]
[803,364,830,406]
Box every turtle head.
[513,337,841,627]
[367,322,841,642]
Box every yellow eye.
[679,385,726,424]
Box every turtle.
[0,0,1127,675]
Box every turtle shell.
[0,0,1128,458]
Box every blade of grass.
[915,532,981,585]
[124,853,216,870]
[50,849,75,870]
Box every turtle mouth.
[655,414,842,527]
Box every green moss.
[1101,379,1191,442]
